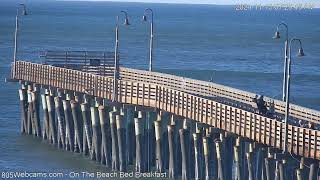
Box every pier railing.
[40,50,116,76]
[120,67,320,124]
[12,61,320,160]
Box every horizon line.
[57,0,320,8]
[55,0,320,8]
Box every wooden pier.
[11,60,320,179]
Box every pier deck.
[12,60,320,160]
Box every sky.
[62,0,320,6]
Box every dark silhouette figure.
[252,95,267,115]
[266,100,275,118]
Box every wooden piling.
[240,140,248,180]
[298,157,304,177]
[91,106,101,162]
[254,145,263,180]
[63,99,74,151]
[203,135,210,180]
[160,112,170,170]
[168,124,177,178]
[180,120,190,180]
[215,138,224,180]
[54,96,66,149]
[41,93,50,140]
[264,157,271,180]
[18,87,27,134]
[46,92,57,145]
[278,160,284,180]
[193,131,202,180]
[246,143,253,180]
[98,105,111,167]
[223,133,233,180]
[109,109,119,171]
[116,114,126,172]
[308,162,316,180]
[125,106,135,166]
[31,90,41,137]
[135,116,144,172]
[70,100,83,153]
[296,169,302,180]
[26,88,33,135]
[175,119,182,176]
[234,137,241,180]
[137,110,148,170]
[154,120,163,172]
[81,103,92,156]
[274,160,279,180]
[209,129,219,179]
[145,111,155,171]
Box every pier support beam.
[278,160,285,180]
[116,114,126,172]
[125,106,135,166]
[234,137,241,180]
[98,105,111,167]
[180,120,191,180]
[296,169,302,180]
[46,91,57,145]
[203,134,211,180]
[26,86,33,135]
[223,133,233,180]
[135,115,144,172]
[18,85,27,134]
[215,137,224,180]
[110,108,119,171]
[193,128,203,180]
[154,120,163,172]
[168,123,177,178]
[246,142,254,180]
[81,103,92,157]
[160,112,170,170]
[264,155,271,180]
[254,145,264,180]
[63,99,74,151]
[41,91,50,140]
[145,111,155,171]
[91,106,101,162]
[308,160,318,180]
[70,99,83,153]
[54,96,66,149]
[209,129,219,179]
[31,89,41,137]
[297,157,305,180]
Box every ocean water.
[0,0,319,177]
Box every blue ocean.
[0,0,319,177]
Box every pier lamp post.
[283,38,305,153]
[273,22,289,102]
[142,8,154,72]
[113,11,130,102]
[13,3,28,64]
